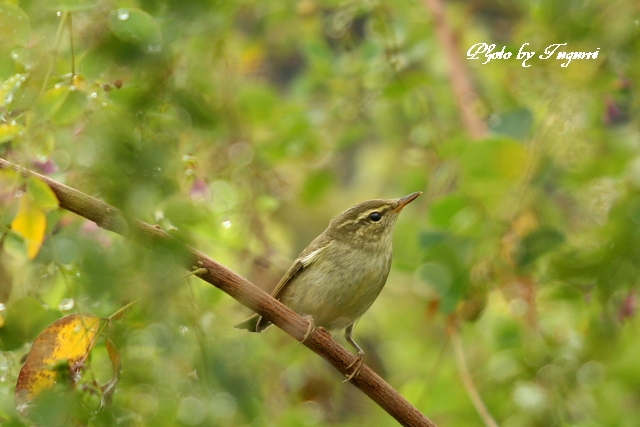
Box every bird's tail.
[234,313,271,332]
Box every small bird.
[235,192,421,380]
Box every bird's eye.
[369,212,382,222]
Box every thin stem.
[68,12,75,77]
[449,324,500,427]
[40,11,69,94]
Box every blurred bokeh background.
[1,0,639,426]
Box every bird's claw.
[342,353,364,382]
[299,315,316,344]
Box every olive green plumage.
[235,192,421,378]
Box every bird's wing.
[271,236,331,300]
[244,234,332,332]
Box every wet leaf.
[107,8,162,50]
[15,313,101,410]
[0,73,28,108]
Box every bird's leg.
[343,322,365,382]
[299,315,316,344]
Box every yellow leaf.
[10,196,46,259]
[15,314,101,407]
[0,122,22,144]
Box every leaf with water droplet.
[0,73,28,108]
[107,8,162,50]
[15,313,100,411]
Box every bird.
[235,192,422,380]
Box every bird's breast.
[279,241,393,330]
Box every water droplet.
[0,303,5,311]
[117,9,130,20]
[10,121,16,126]
[69,85,76,91]
[56,10,62,17]
[89,91,98,99]
[59,298,75,311]
[147,44,162,53]
[178,326,189,335]
[222,219,232,229]
[4,93,13,104]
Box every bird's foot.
[342,352,364,382]
[299,315,316,344]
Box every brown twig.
[0,157,437,427]
[423,0,487,139]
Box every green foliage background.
[0,0,639,426]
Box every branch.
[423,0,487,139]
[0,158,437,427]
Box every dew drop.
[222,219,232,229]
[117,9,130,20]
[56,10,62,17]
[59,298,75,311]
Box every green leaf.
[107,8,162,50]
[35,85,71,121]
[459,137,528,204]
[428,193,468,229]
[301,170,335,203]
[489,109,534,141]
[27,177,59,211]
[0,2,30,48]
[418,262,452,296]
[52,89,89,126]
[419,231,447,249]
[516,228,565,267]
[0,298,60,351]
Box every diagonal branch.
[0,157,437,427]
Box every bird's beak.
[394,192,422,212]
